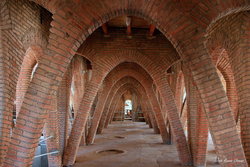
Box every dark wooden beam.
[101,23,110,37]
[149,24,155,36]
[126,16,132,38]
[147,24,156,39]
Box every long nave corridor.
[1,1,250,167]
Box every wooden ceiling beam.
[147,24,156,39]
[149,24,155,36]
[126,16,132,38]
[101,23,110,37]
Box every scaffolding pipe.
[34,151,59,159]
[39,136,53,143]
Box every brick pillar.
[96,105,109,134]
[143,101,160,134]
[184,69,208,166]
[139,98,153,127]
[194,99,208,166]
[132,94,137,121]
[110,98,123,122]
[217,64,238,120]
[154,73,192,165]
[105,98,120,127]
[185,71,198,165]
[45,95,61,167]
[183,38,247,166]
[63,81,100,166]
[86,88,109,144]
[3,10,85,166]
[0,1,24,165]
[229,13,250,165]
[146,87,170,143]
[57,70,70,153]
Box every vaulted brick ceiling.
[1,1,250,167]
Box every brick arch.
[102,77,161,132]
[100,72,160,134]
[95,62,155,134]
[30,0,250,54]
[81,49,183,144]
[71,2,193,54]
[28,0,58,13]
[108,87,158,133]
[104,81,152,127]
[6,1,247,166]
[88,75,168,145]
[15,46,43,117]
[101,79,162,137]
[205,12,245,53]
[113,85,149,123]
[87,50,190,162]
[74,47,181,133]
[67,1,250,165]
[35,0,201,62]
[110,88,160,133]
[217,62,238,120]
[3,1,124,164]
[6,5,192,167]
[204,11,248,166]
[86,62,156,143]
[207,4,250,34]
[206,12,250,164]
[3,11,87,166]
[208,47,239,120]
[97,65,161,130]
[106,81,153,126]
[64,57,191,166]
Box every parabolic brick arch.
[0,0,250,167]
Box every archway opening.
[124,99,133,120]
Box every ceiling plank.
[149,24,156,36]
[101,23,110,37]
[126,16,132,38]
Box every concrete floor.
[74,121,220,167]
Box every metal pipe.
[34,151,59,159]
[39,136,53,143]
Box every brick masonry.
[0,0,250,167]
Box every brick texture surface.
[1,0,250,167]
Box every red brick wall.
[206,11,250,164]
[2,1,250,167]
[0,0,51,166]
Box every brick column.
[44,95,61,167]
[57,70,71,153]
[3,11,85,166]
[0,2,25,165]
[146,87,171,144]
[153,73,192,165]
[143,101,160,134]
[229,14,250,165]
[63,81,100,166]
[182,37,247,166]
[184,68,208,166]
[86,87,110,144]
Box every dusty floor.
[74,121,220,167]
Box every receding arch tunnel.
[0,1,250,167]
